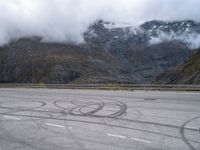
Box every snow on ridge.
[103,22,133,29]
[89,20,200,49]
[103,22,141,35]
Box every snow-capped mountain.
[85,20,200,49]
[83,20,197,82]
[0,20,198,84]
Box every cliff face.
[155,50,200,85]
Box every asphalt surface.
[0,88,199,150]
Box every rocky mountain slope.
[0,38,129,84]
[0,20,200,84]
[155,49,200,84]
[85,20,200,50]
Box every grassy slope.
[155,49,200,84]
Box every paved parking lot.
[0,88,199,150]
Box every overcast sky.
[0,0,200,45]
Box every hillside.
[155,49,200,84]
[1,20,199,84]
[0,38,131,84]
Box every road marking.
[4,115,21,120]
[131,137,152,143]
[107,133,127,139]
[107,133,151,144]
[46,123,65,128]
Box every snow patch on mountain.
[103,22,132,29]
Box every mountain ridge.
[0,19,199,84]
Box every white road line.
[131,137,152,143]
[107,133,151,144]
[107,133,127,139]
[45,123,65,128]
[4,115,21,120]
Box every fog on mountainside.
[1,0,200,47]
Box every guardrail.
[0,83,200,91]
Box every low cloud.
[1,0,200,46]
[149,31,200,49]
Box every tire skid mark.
[54,99,127,118]
[0,112,200,144]
[0,97,200,149]
[63,112,87,150]
[180,116,200,150]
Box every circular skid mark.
[0,101,46,113]
[89,102,127,118]
[180,116,200,150]
[54,98,127,118]
[70,102,105,117]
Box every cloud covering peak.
[0,0,200,45]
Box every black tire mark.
[180,116,200,150]
[54,99,127,118]
[63,114,86,150]
[29,106,86,150]
[70,102,105,117]
[1,112,200,144]
[0,101,46,114]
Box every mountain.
[0,20,199,84]
[155,49,200,85]
[85,20,200,50]
[0,38,131,84]
[84,20,197,82]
